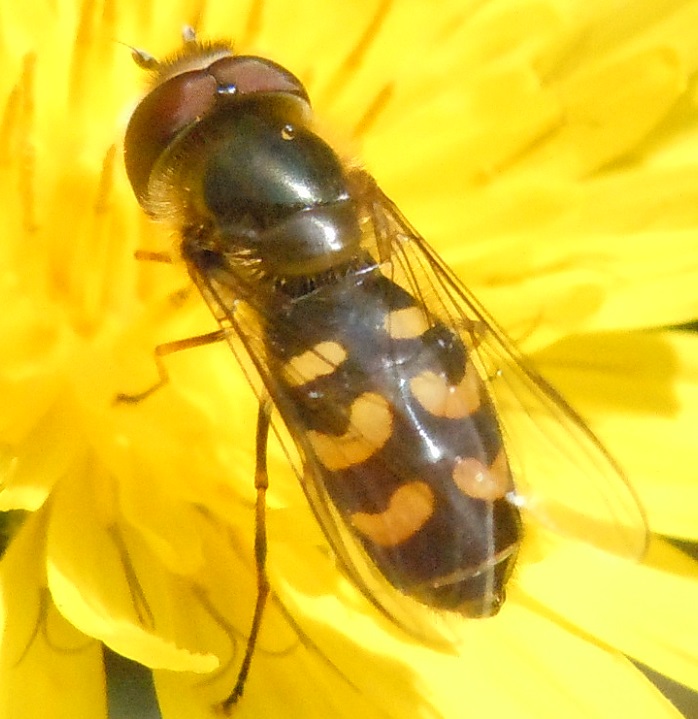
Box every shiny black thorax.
[177,95,363,281]
[179,92,520,615]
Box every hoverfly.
[122,28,648,711]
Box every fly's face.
[123,29,648,708]
[125,43,362,281]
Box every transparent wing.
[364,180,649,560]
[185,255,463,646]
[183,173,647,644]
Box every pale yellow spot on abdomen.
[452,449,512,501]
[283,341,347,387]
[383,306,430,339]
[307,392,392,470]
[351,481,434,547]
[409,362,480,419]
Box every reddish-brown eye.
[208,55,310,103]
[124,55,310,210]
[124,69,218,206]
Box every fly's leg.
[115,247,229,403]
[220,398,272,712]
[114,329,230,404]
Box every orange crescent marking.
[351,481,434,547]
[283,340,347,386]
[383,306,430,339]
[452,450,512,501]
[307,392,392,470]
[409,362,480,419]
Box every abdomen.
[267,265,521,617]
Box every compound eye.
[208,55,310,104]
[124,53,311,211]
[125,69,218,207]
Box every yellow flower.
[1,1,697,718]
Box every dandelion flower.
[0,1,697,718]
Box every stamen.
[240,0,265,48]
[107,524,155,629]
[191,585,241,688]
[191,581,299,691]
[12,587,44,667]
[94,144,116,216]
[352,82,393,139]
[317,0,393,105]
[70,0,112,106]
[14,588,94,666]
[17,54,37,235]
[72,144,118,333]
[336,0,392,79]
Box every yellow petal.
[45,466,219,673]
[0,510,106,719]
[515,537,698,692]
[534,330,698,539]
[524,46,685,177]
[0,299,73,448]
[0,400,84,512]
[2,1,698,717]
